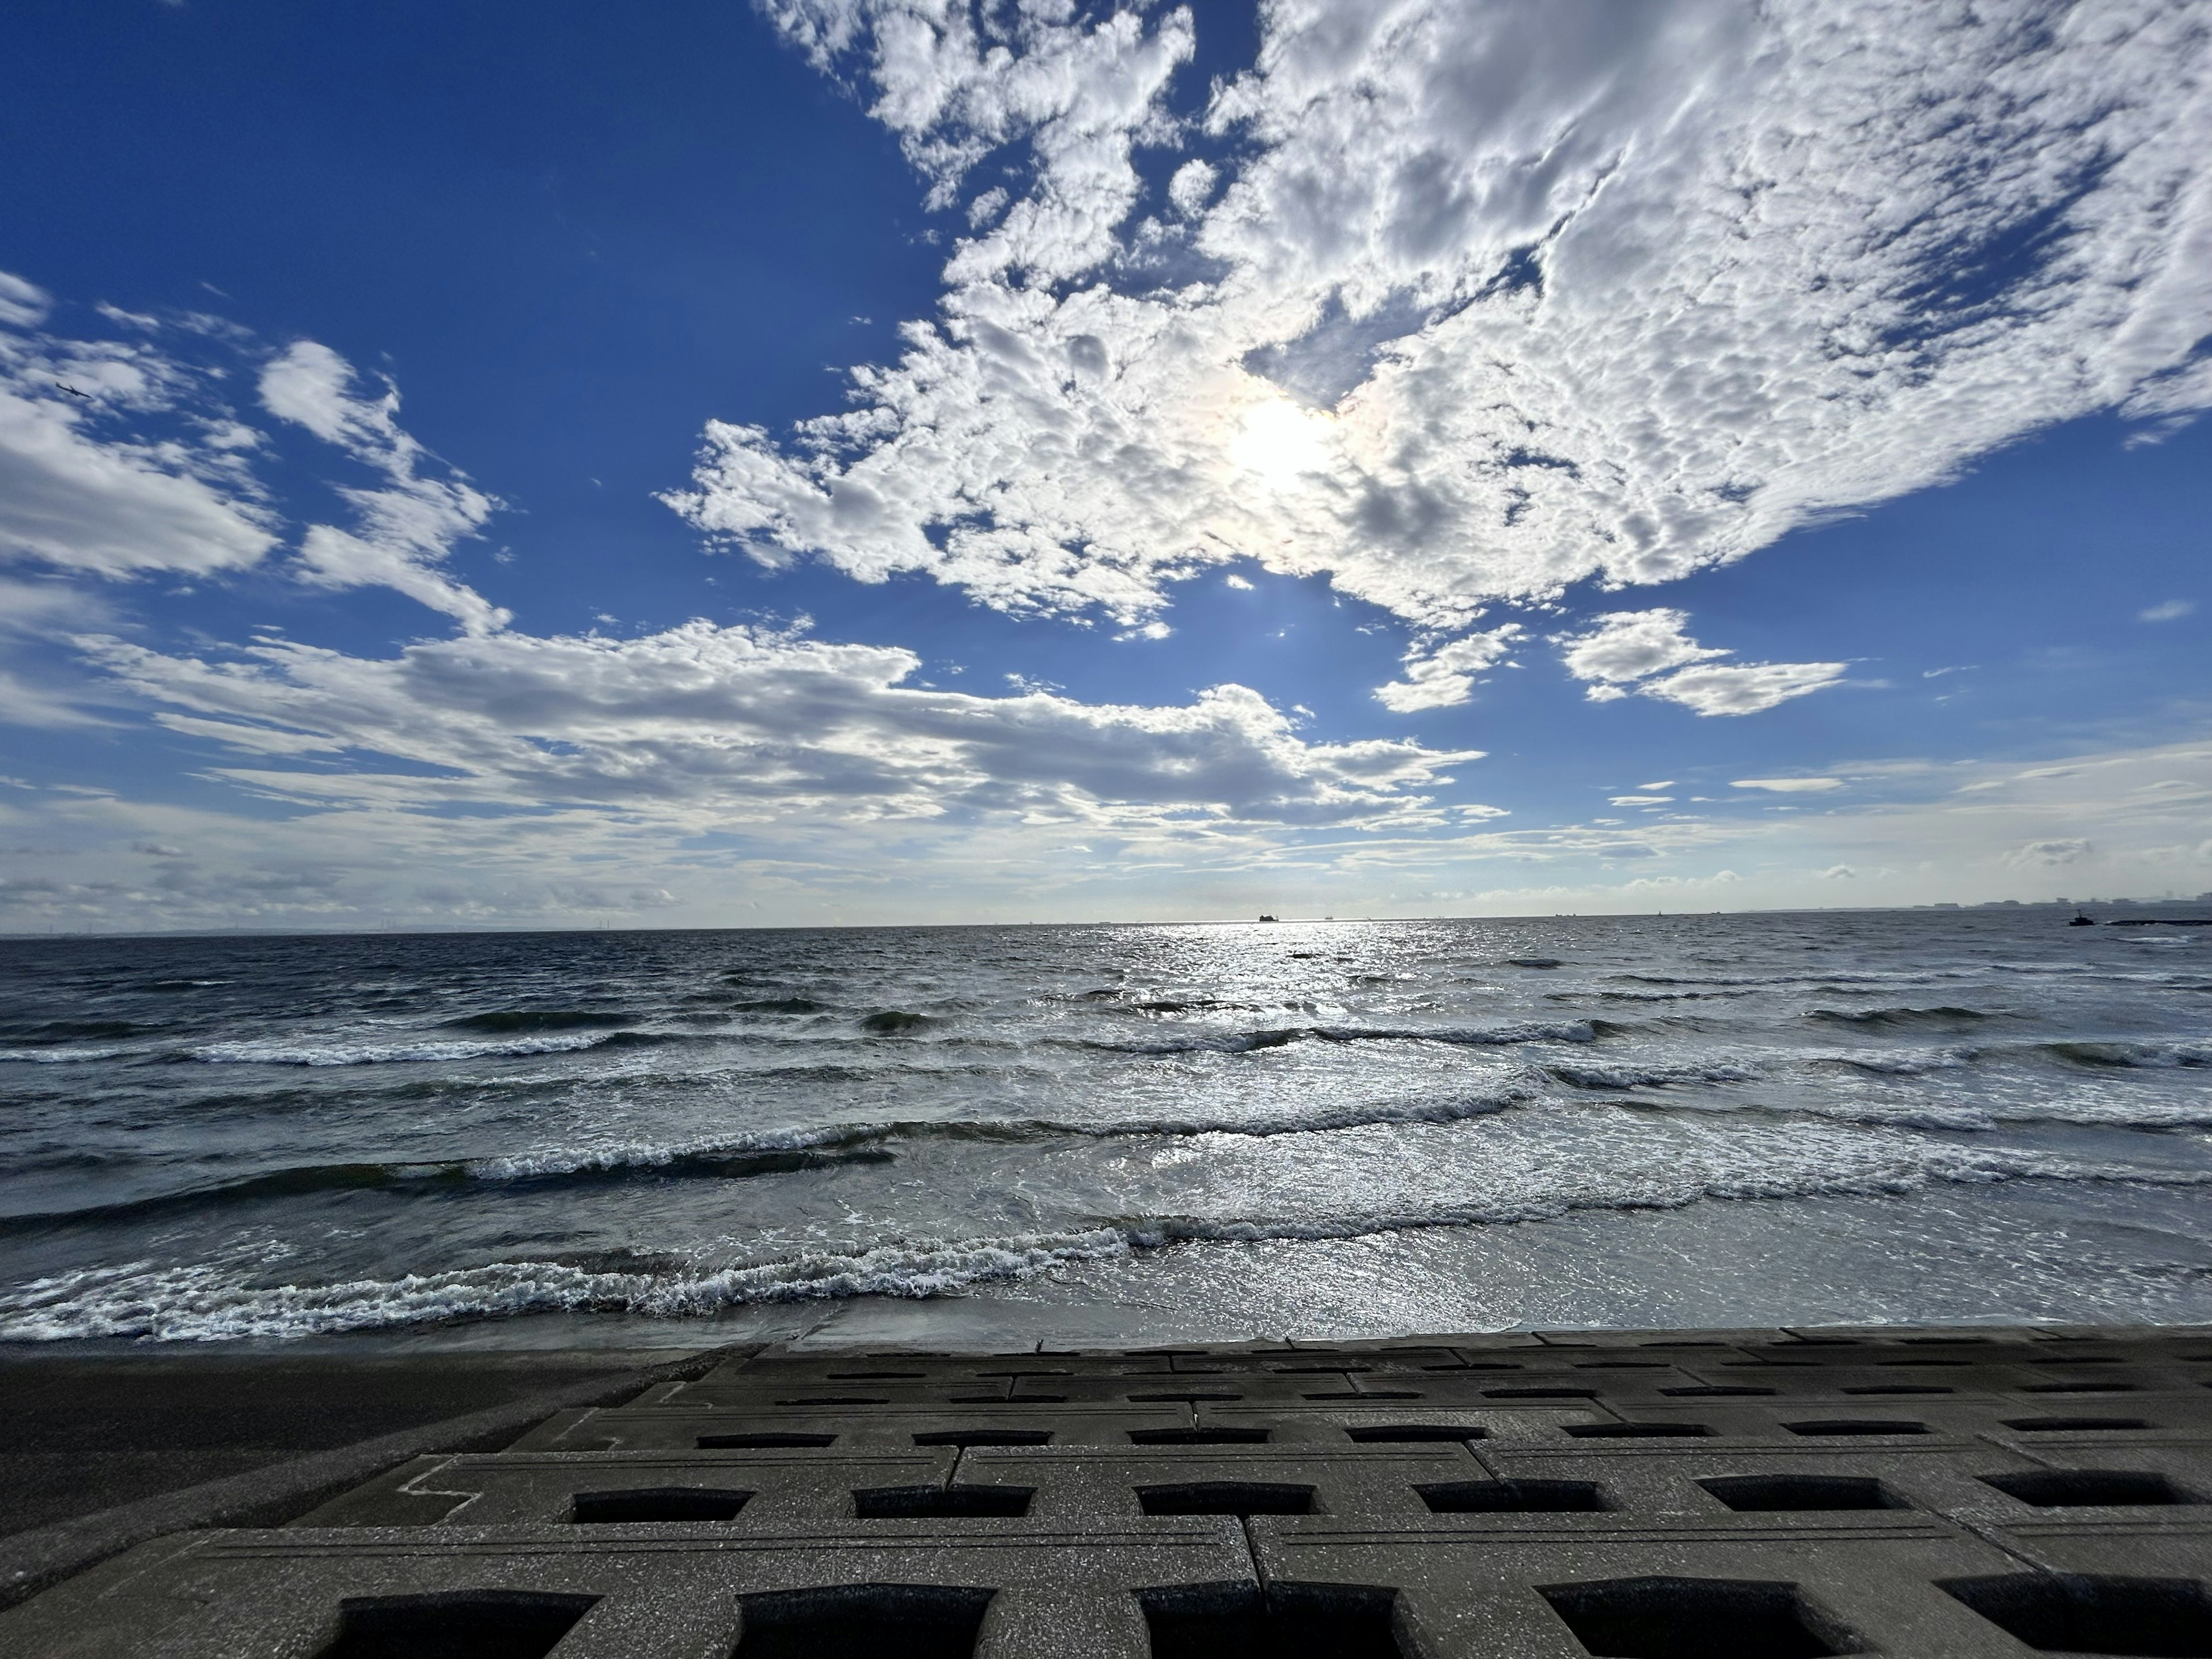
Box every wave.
[9,1147,2204,1341]
[441,1009,634,1033]
[0,1086,1548,1236]
[1544,1059,1763,1090]
[860,1010,934,1033]
[2041,1040,2212,1070]
[185,1028,686,1065]
[0,1020,146,1044]
[0,1143,897,1236]
[1805,1006,1992,1031]
[1813,1046,1981,1076]
[460,1085,1546,1176]
[0,1046,124,1064]
[1086,1019,1597,1056]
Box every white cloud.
[1610,794,1673,806]
[760,0,1196,285]
[2011,836,2091,866]
[1373,623,1521,711]
[1168,158,1218,217]
[669,1,2212,638]
[1733,777,1844,793]
[1557,609,1724,687]
[0,271,50,329]
[2140,598,2196,622]
[259,343,507,632]
[0,272,278,578]
[85,619,1480,830]
[1556,609,1846,715]
[1638,660,1851,717]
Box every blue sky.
[1,0,2208,930]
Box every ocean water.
[0,910,2208,1347]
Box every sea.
[1,908,2208,1349]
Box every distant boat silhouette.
[2069,912,2096,926]
[1258,914,1278,922]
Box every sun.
[1228,394,1334,488]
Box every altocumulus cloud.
[669,0,2212,685]
[84,622,1479,830]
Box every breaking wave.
[186,1029,681,1065]
[6,1146,2202,1342]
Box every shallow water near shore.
[1,908,2207,1346]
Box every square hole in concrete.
[1129,1391,1245,1402]
[570,1487,751,1523]
[1940,1573,2212,1655]
[1782,1420,1929,1437]
[1699,1476,1907,1513]
[1563,1422,1714,1439]
[1979,1470,2199,1508]
[1539,1575,1855,1658]
[1129,1427,1271,1445]
[699,1433,835,1449]
[1141,1584,1401,1659]
[1842,1385,1953,1396]
[1343,1425,1487,1442]
[853,1484,1033,1518]
[1307,1390,1423,1401]
[2002,1416,2152,1433]
[2022,1381,2141,1394]
[1419,1479,1605,1513]
[737,1585,993,1659]
[1487,1387,1597,1400]
[1138,1480,1316,1516]
[319,1590,597,1659]
[912,1429,1054,1447]
[1662,1387,1775,1398]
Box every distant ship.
[1258,914,1278,922]
[2069,912,2096,926]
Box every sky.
[0,0,2208,933]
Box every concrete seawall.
[2,1323,2208,1655]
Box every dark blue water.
[1,909,2207,1344]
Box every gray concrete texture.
[1,1323,2208,1656]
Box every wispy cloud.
[2140,598,2196,622]
[0,270,277,578]
[1733,777,1846,794]
[259,342,507,633]
[84,619,1480,831]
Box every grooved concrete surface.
[5,1324,2211,1657]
